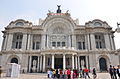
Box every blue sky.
[0,0,120,49]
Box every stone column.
[63,54,66,70]
[86,56,88,68]
[52,54,55,69]
[40,55,42,72]
[41,34,46,49]
[104,34,111,50]
[29,56,32,72]
[43,54,46,72]
[72,54,75,69]
[22,33,27,50]
[27,34,31,50]
[78,56,80,70]
[90,34,96,50]
[37,56,40,72]
[6,33,13,50]
[75,55,78,69]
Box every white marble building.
[0,6,119,73]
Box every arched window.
[11,58,18,64]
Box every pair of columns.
[51,54,66,69]
[51,54,77,70]
[28,55,46,72]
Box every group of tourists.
[109,65,120,79]
[47,67,94,79]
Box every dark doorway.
[11,58,18,64]
[54,58,63,69]
[99,57,107,72]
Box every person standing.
[0,66,2,78]
[92,68,97,79]
[83,67,90,79]
[109,65,114,79]
[117,65,120,79]
[67,69,71,79]
[113,66,117,79]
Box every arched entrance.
[99,57,107,72]
[11,58,18,64]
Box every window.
[12,33,23,49]
[15,22,24,26]
[52,41,66,47]
[62,42,65,47]
[78,42,82,49]
[57,42,61,47]
[32,42,40,50]
[78,42,86,50]
[32,35,41,50]
[95,34,105,49]
[36,42,40,49]
[52,42,56,47]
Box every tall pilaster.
[75,55,78,69]
[63,54,66,70]
[110,34,114,50]
[86,56,88,68]
[30,34,33,50]
[72,34,76,48]
[72,54,75,69]
[41,34,46,49]
[43,54,46,72]
[68,35,71,47]
[6,33,13,50]
[37,56,40,72]
[78,56,80,70]
[104,34,111,50]
[27,34,31,50]
[40,55,43,72]
[22,33,27,50]
[90,33,96,50]
[87,34,90,50]
[52,54,55,69]
[29,56,32,72]
[3,34,8,50]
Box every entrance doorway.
[54,58,63,69]
[99,57,107,72]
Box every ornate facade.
[0,7,119,73]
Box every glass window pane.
[78,42,82,50]
[52,42,56,47]
[62,42,65,47]
[57,42,60,47]
[36,42,40,49]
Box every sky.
[0,0,120,49]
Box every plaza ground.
[1,72,120,79]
